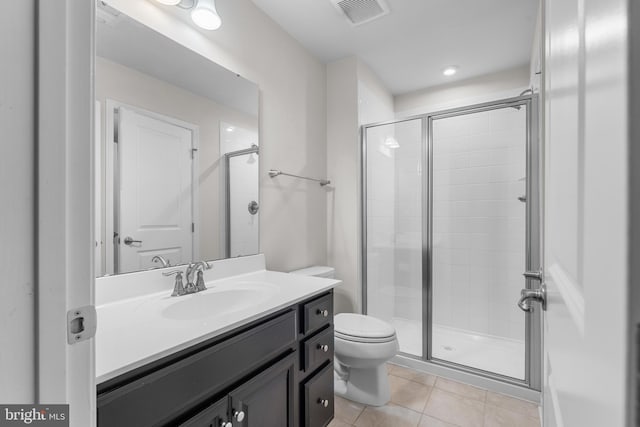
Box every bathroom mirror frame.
[95,3,261,277]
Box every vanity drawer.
[97,310,296,427]
[302,293,333,335]
[302,327,333,373]
[303,363,334,427]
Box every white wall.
[395,66,531,116]
[95,56,257,264]
[0,0,35,402]
[106,0,327,272]
[326,57,395,314]
[326,57,359,313]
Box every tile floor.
[329,364,540,427]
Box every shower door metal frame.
[224,145,260,258]
[361,94,541,391]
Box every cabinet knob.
[233,410,245,422]
[318,344,329,352]
[317,309,329,317]
[220,422,232,427]
[318,398,330,408]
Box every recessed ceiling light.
[443,66,458,77]
[384,137,400,149]
[155,0,181,5]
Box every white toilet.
[290,266,399,406]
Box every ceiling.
[250,0,539,95]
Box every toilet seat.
[335,331,396,343]
[335,313,396,343]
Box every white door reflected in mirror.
[116,106,195,274]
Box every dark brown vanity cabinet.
[182,354,295,427]
[97,290,334,427]
[297,292,334,427]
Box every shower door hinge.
[67,305,97,344]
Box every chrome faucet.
[152,255,171,268]
[186,261,212,292]
[164,261,212,297]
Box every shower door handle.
[517,284,547,312]
[523,269,543,281]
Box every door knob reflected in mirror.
[123,236,142,245]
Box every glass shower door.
[429,105,529,380]
[364,118,424,357]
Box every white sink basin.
[161,282,277,320]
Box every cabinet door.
[179,397,229,427]
[229,354,295,427]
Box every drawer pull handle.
[233,410,245,422]
[318,344,329,352]
[220,422,232,427]
[317,309,329,317]
[318,398,330,407]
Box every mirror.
[95,4,260,276]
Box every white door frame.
[104,99,200,275]
[37,1,95,426]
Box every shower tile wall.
[431,108,526,341]
[393,124,423,323]
[366,125,396,322]
[366,118,423,356]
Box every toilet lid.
[334,313,396,341]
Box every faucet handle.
[162,269,183,277]
[163,270,186,297]
[195,270,207,292]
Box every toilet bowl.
[333,313,398,406]
[289,265,399,406]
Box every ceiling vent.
[331,0,390,26]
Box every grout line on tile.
[350,403,367,426]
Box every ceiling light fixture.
[191,0,222,30]
[154,0,222,31]
[443,66,458,77]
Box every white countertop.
[96,265,339,384]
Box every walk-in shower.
[362,95,541,391]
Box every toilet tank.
[289,265,335,279]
